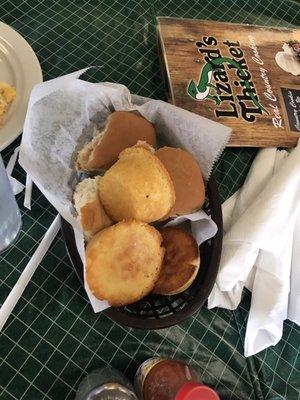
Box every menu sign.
[158,17,300,147]
[280,87,300,133]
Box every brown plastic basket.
[61,174,222,329]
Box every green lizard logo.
[187,56,268,114]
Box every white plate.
[0,22,42,150]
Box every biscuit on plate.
[86,220,164,307]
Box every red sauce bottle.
[135,358,220,400]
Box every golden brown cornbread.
[98,146,175,222]
[86,220,164,306]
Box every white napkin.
[163,210,218,246]
[288,215,300,325]
[208,142,300,357]
[5,146,25,195]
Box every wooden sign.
[157,17,300,147]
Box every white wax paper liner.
[19,68,231,312]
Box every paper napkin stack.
[208,142,300,357]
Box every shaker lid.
[175,382,220,400]
[86,383,138,400]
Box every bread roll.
[152,227,200,295]
[98,146,175,223]
[155,147,205,216]
[73,177,112,240]
[86,220,164,306]
[76,111,156,171]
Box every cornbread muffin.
[86,220,164,306]
[98,146,175,222]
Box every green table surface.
[0,1,300,399]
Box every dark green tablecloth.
[0,1,300,399]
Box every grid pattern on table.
[0,0,300,399]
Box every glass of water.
[0,153,22,254]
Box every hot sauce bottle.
[135,358,220,400]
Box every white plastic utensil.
[0,214,60,331]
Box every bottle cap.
[175,382,220,400]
